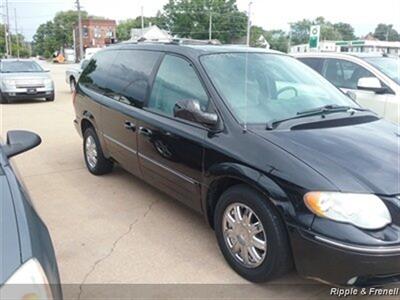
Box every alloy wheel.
[85,135,98,169]
[222,203,267,268]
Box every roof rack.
[169,38,222,45]
[123,37,221,46]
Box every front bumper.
[1,87,54,100]
[290,227,400,286]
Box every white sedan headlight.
[43,78,53,88]
[0,258,53,299]
[304,192,392,230]
[3,79,16,87]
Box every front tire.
[214,184,292,282]
[70,78,76,93]
[46,94,55,101]
[0,92,8,104]
[83,127,113,175]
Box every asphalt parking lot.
[2,62,394,299]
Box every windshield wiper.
[266,105,372,130]
[297,104,357,116]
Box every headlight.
[3,79,16,87]
[43,79,53,87]
[304,192,391,229]
[0,258,53,299]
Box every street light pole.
[246,0,253,46]
[288,23,292,53]
[75,0,84,61]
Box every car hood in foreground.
[253,119,399,195]
[0,175,21,284]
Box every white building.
[290,40,400,55]
[129,25,172,42]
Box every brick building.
[75,18,117,52]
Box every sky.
[3,0,400,41]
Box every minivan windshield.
[363,57,400,85]
[0,60,44,73]
[201,53,357,125]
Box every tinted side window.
[298,57,323,73]
[339,60,375,89]
[323,59,343,87]
[322,58,375,90]
[148,55,209,117]
[107,50,161,107]
[79,50,117,94]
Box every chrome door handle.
[138,127,152,137]
[124,121,136,131]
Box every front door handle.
[138,126,152,137]
[124,121,136,131]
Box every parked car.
[84,47,102,60]
[294,52,400,123]
[0,130,62,299]
[73,43,400,286]
[65,59,89,93]
[0,59,55,103]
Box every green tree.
[116,12,167,41]
[373,24,400,41]
[266,30,289,53]
[333,22,356,40]
[250,26,288,53]
[162,0,247,43]
[0,23,30,57]
[33,10,89,57]
[290,17,347,45]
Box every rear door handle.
[138,126,152,137]
[124,121,136,131]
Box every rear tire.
[214,184,292,283]
[83,127,113,175]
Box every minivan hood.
[253,119,399,195]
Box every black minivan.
[73,41,400,286]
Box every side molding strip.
[138,153,197,185]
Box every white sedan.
[295,52,400,124]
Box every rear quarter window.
[107,50,161,107]
[79,50,118,94]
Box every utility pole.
[75,0,84,61]
[72,28,76,62]
[208,8,212,41]
[14,8,19,58]
[141,6,144,35]
[6,0,11,56]
[3,3,9,57]
[246,1,253,46]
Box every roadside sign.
[309,25,320,50]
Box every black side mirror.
[3,131,41,158]
[173,99,218,127]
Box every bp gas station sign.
[309,25,320,50]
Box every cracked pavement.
[1,62,324,299]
